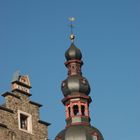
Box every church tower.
[55,20,104,140]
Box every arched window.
[81,105,85,116]
[68,107,71,117]
[73,105,79,116]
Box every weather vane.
[68,17,75,42]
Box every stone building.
[0,72,50,140]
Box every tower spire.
[55,22,104,140]
[69,17,75,42]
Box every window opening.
[18,110,32,133]
[81,105,85,116]
[20,114,28,130]
[68,107,71,117]
[73,105,79,116]
[72,66,75,69]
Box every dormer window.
[18,110,32,133]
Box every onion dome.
[55,125,104,140]
[61,75,90,97]
[65,43,82,61]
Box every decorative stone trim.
[29,101,42,107]
[2,92,20,99]
[38,120,51,126]
[12,81,32,89]
[12,89,32,96]
[0,106,14,113]
[18,110,32,134]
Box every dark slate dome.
[65,43,82,61]
[61,75,90,97]
[55,125,104,140]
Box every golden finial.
[69,17,75,42]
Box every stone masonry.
[0,72,50,140]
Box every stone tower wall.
[0,91,49,140]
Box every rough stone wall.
[0,127,9,140]
[0,91,49,140]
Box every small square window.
[18,110,32,133]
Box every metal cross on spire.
[68,17,75,42]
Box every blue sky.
[0,0,140,139]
